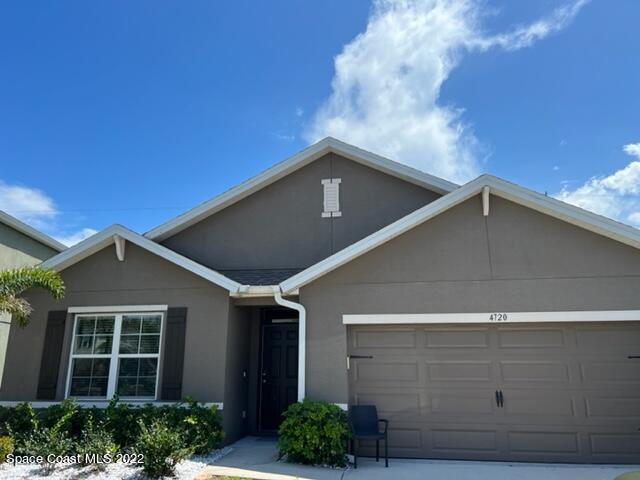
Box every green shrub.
[135,419,193,478]
[278,400,349,467]
[5,402,39,453]
[0,436,14,463]
[22,407,75,472]
[75,419,118,469]
[165,398,224,454]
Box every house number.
[489,313,508,322]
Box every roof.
[144,137,458,242]
[0,210,67,252]
[40,224,242,292]
[279,174,640,294]
[219,268,303,285]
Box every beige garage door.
[347,322,640,463]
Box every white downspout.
[272,286,306,402]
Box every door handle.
[498,390,504,408]
[495,390,500,407]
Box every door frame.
[256,307,299,434]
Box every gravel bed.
[0,446,233,480]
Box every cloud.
[55,228,99,247]
[0,179,97,246]
[305,0,588,183]
[555,143,640,227]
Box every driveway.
[197,436,640,480]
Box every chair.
[348,405,389,468]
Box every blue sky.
[1,0,638,245]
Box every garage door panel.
[498,328,567,348]
[352,328,416,348]
[500,360,570,382]
[427,361,494,382]
[354,361,419,383]
[585,395,640,421]
[503,392,576,418]
[354,392,421,414]
[430,393,496,415]
[590,432,640,457]
[425,328,490,348]
[576,326,640,350]
[431,428,499,453]
[580,361,640,384]
[507,431,580,455]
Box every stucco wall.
[300,194,640,403]
[0,243,231,403]
[0,221,60,390]
[0,222,58,269]
[162,153,440,270]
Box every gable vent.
[321,178,341,218]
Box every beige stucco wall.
[0,243,231,403]
[162,153,441,271]
[300,194,640,403]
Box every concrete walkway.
[197,436,640,480]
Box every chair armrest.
[378,418,389,434]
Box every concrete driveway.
[197,437,640,480]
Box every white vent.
[321,178,341,218]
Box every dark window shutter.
[161,307,187,400]
[36,310,67,400]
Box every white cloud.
[0,179,97,246]
[55,228,98,247]
[305,0,588,183]
[0,181,56,229]
[555,143,640,227]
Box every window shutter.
[161,307,187,400]
[36,310,67,400]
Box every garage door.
[347,322,640,463]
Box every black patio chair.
[348,405,389,468]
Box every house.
[1,138,639,463]
[0,210,66,386]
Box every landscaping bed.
[0,398,227,479]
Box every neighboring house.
[0,211,66,386]
[1,138,639,464]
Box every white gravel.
[0,446,233,480]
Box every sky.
[0,0,639,245]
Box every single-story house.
[1,137,639,463]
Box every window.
[321,178,341,217]
[67,312,163,400]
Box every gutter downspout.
[272,286,306,402]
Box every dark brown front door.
[259,323,298,432]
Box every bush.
[4,402,38,452]
[22,407,75,472]
[278,400,349,467]
[75,419,118,469]
[136,419,193,478]
[165,398,224,454]
[0,436,14,463]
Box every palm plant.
[0,267,65,326]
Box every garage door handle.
[495,390,500,407]
[495,390,504,408]
[628,356,640,359]
[498,390,504,408]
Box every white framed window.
[66,312,164,400]
[321,178,341,218]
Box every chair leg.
[376,439,379,462]
[385,435,389,468]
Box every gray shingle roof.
[218,268,303,285]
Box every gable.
[307,194,640,288]
[160,152,442,271]
[145,137,456,242]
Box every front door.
[259,323,298,432]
